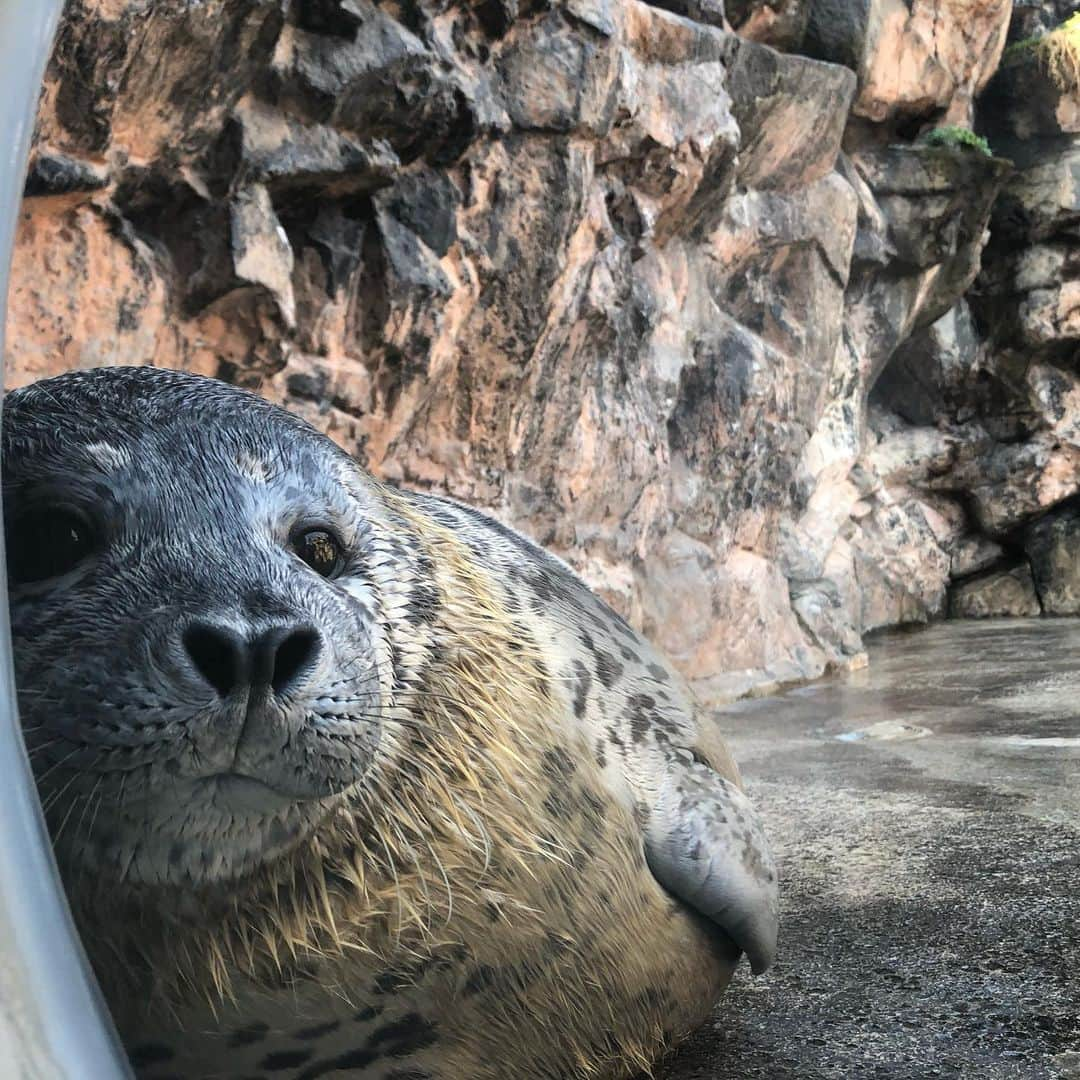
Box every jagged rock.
[1028,361,1080,441]
[949,534,1005,579]
[939,363,1080,534]
[1024,501,1080,614]
[5,0,1057,698]
[946,435,1080,535]
[645,0,727,30]
[7,200,173,384]
[976,42,1080,360]
[872,302,983,427]
[804,0,1011,127]
[864,418,955,486]
[726,0,809,50]
[851,493,955,631]
[1008,0,1078,43]
[791,136,1008,650]
[23,152,108,197]
[874,299,1042,445]
[853,147,1011,333]
[949,563,1042,617]
[295,0,365,39]
[230,185,296,329]
[234,96,399,194]
[41,1,284,160]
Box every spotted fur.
[2,367,777,1079]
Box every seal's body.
[3,367,777,1079]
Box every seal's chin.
[57,769,351,891]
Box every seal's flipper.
[643,759,779,975]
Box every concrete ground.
[659,618,1080,1080]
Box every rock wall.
[7,0,1079,701]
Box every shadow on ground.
[657,619,1080,1080]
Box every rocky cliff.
[8,0,1080,701]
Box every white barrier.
[0,2,130,1075]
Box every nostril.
[182,621,320,699]
[268,626,321,696]
[182,621,244,698]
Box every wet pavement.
[660,618,1080,1080]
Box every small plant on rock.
[1004,12,1080,92]
[918,126,993,157]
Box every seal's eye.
[5,508,98,584]
[292,528,344,579]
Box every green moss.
[1003,36,1037,63]
[918,126,993,157]
[1002,12,1080,90]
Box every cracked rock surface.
[7,0,1079,700]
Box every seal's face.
[3,368,393,888]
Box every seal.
[2,366,778,1080]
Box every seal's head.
[3,366,395,889]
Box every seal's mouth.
[199,772,303,809]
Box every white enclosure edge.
[0,1,131,1075]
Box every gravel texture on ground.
[659,618,1080,1079]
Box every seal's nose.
[182,620,321,698]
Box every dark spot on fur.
[129,1044,175,1067]
[296,1049,377,1079]
[294,1020,341,1040]
[229,1023,270,1047]
[583,789,607,826]
[354,1005,384,1023]
[595,650,623,689]
[528,570,555,602]
[389,639,407,694]
[464,965,499,995]
[367,1013,439,1057]
[542,746,576,781]
[532,654,552,700]
[628,693,658,743]
[405,581,440,625]
[261,1048,314,1070]
[373,956,436,995]
[572,659,591,718]
[647,662,670,682]
[579,629,596,655]
[543,788,573,821]
[619,646,640,664]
